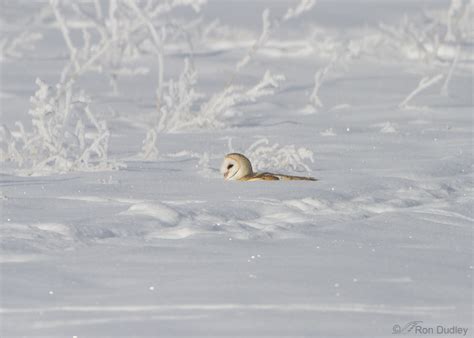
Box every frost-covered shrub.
[148,0,314,132]
[138,0,313,138]
[379,1,473,63]
[243,138,314,173]
[150,67,285,133]
[50,0,149,90]
[50,0,206,95]
[0,79,122,175]
[194,70,285,130]
[156,59,203,132]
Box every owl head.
[220,153,253,180]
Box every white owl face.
[220,153,253,180]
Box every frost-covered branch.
[399,74,444,110]
[303,45,358,114]
[0,5,51,61]
[139,129,160,160]
[445,0,469,42]
[303,57,336,113]
[441,45,461,96]
[50,0,80,71]
[283,0,316,21]
[235,0,316,73]
[235,9,272,72]
[0,31,43,61]
[126,0,166,108]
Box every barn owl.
[220,153,317,181]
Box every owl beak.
[223,170,229,179]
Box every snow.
[1,0,473,337]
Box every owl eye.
[227,164,234,169]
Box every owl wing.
[244,172,280,181]
[273,174,317,181]
[243,172,317,181]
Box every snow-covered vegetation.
[1,78,121,174]
[1,0,472,336]
[229,137,314,174]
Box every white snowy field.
[0,0,473,337]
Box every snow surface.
[1,0,473,337]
